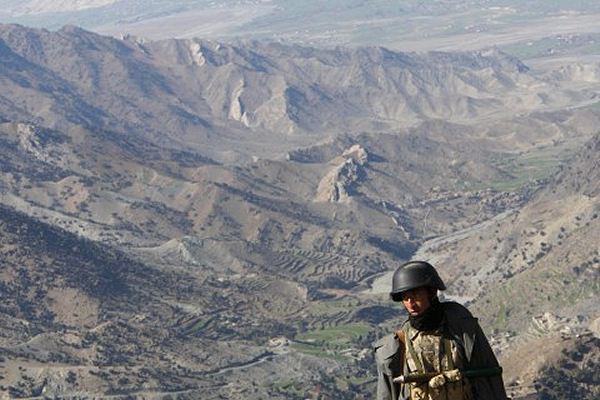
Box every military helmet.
[390,261,446,301]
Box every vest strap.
[404,324,425,373]
[444,338,455,370]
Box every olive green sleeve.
[373,334,405,400]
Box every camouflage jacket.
[373,302,507,400]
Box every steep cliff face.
[315,145,369,203]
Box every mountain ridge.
[2,23,592,163]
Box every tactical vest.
[403,324,473,400]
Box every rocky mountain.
[0,24,599,399]
[2,23,597,164]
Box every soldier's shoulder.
[373,333,396,349]
[441,301,475,320]
[442,301,481,335]
[372,332,401,358]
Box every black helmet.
[390,261,446,301]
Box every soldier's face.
[400,287,432,316]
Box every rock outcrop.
[315,145,369,203]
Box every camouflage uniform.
[374,302,507,400]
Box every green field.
[296,323,371,344]
[480,141,583,192]
[292,323,371,362]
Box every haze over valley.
[0,2,599,399]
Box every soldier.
[374,261,508,400]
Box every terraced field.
[265,248,377,284]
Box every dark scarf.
[409,297,444,331]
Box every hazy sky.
[1,0,600,55]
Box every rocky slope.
[0,204,318,399]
